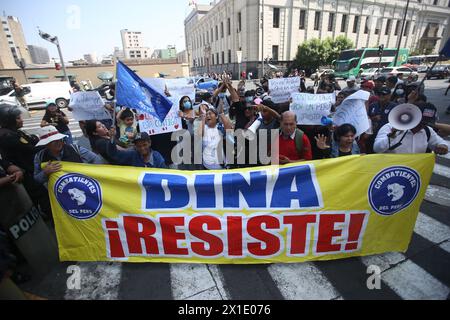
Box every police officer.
[0,105,51,217]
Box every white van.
[0,81,72,109]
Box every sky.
[1,0,210,61]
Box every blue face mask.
[245,97,254,104]
[183,101,192,110]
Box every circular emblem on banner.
[368,166,421,216]
[54,174,102,220]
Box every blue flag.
[440,37,450,58]
[116,61,173,122]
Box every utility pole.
[393,0,410,66]
[261,0,265,78]
[38,29,68,81]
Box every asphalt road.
[16,79,450,301]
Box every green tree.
[326,36,354,65]
[291,36,353,71]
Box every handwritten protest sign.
[138,97,182,136]
[291,93,335,125]
[334,90,370,137]
[269,77,301,104]
[69,91,111,121]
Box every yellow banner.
[48,154,434,264]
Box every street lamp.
[38,29,68,81]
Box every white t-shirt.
[202,125,224,170]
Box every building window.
[299,10,306,29]
[215,25,218,41]
[238,12,242,32]
[273,8,280,28]
[222,51,225,64]
[403,21,410,36]
[364,17,369,34]
[341,15,347,32]
[212,54,214,65]
[228,50,232,63]
[272,45,279,61]
[227,18,231,35]
[211,28,214,42]
[385,19,392,35]
[433,0,438,5]
[216,53,219,65]
[314,11,321,31]
[353,16,360,33]
[221,22,224,38]
[394,20,400,35]
[328,13,335,32]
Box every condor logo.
[54,174,102,220]
[368,167,421,216]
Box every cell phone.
[254,98,262,105]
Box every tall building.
[28,45,50,64]
[83,53,98,64]
[120,29,152,59]
[0,15,32,69]
[152,45,178,59]
[184,0,450,76]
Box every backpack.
[294,129,305,157]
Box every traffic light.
[55,63,61,70]
[378,45,385,56]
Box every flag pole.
[111,59,119,142]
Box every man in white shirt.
[374,103,448,155]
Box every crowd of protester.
[0,69,449,296]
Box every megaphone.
[321,116,333,126]
[388,103,422,131]
[244,118,262,141]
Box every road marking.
[361,252,406,272]
[414,213,450,244]
[268,263,339,300]
[434,163,450,179]
[64,262,122,300]
[439,240,450,254]
[382,260,449,300]
[207,265,231,300]
[425,185,450,207]
[170,264,221,300]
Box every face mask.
[245,97,254,104]
[183,101,192,110]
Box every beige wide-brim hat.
[36,125,68,147]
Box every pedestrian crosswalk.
[18,113,450,301]
[21,110,83,139]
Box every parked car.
[380,67,418,79]
[0,81,72,109]
[188,77,219,91]
[416,65,429,73]
[426,65,449,79]
[310,69,335,81]
[360,68,381,80]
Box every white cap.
[35,126,67,147]
[347,76,356,82]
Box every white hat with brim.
[36,126,67,147]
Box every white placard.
[69,91,111,121]
[290,93,336,125]
[269,77,301,104]
[138,100,182,136]
[333,90,371,137]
